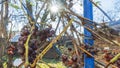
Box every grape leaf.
[9,3,20,9]
[95,1,101,6]
[26,0,34,6]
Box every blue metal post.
[83,0,94,68]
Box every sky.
[51,0,118,35]
[98,0,115,10]
[93,0,115,22]
[1,0,119,31]
[70,0,118,22]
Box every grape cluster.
[17,26,30,55]
[104,52,113,62]
[16,25,55,64]
[28,39,38,64]
[61,54,68,64]
[7,45,15,55]
[61,54,79,68]
[103,48,120,68]
[104,52,120,68]
[116,58,120,68]
[68,47,72,52]
[62,47,79,68]
[31,26,55,41]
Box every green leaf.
[95,1,101,5]
[30,2,34,6]
[41,11,49,22]
[26,0,34,6]
[9,3,20,9]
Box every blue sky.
[71,0,118,22]
[99,0,114,10]
[3,0,119,31]
[93,0,120,22]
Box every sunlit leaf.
[26,0,34,6]
[30,2,34,6]
[95,1,101,5]
[9,3,20,9]
[3,62,7,68]
[41,11,49,22]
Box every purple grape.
[47,33,52,37]
[61,54,68,63]
[33,25,38,31]
[29,39,37,45]
[20,32,24,36]
[19,37,24,41]
[71,55,77,62]
[30,45,37,50]
[44,28,51,33]
[28,56,34,63]
[17,41,24,46]
[22,30,30,36]
[29,47,33,53]
[32,51,37,55]
[23,36,28,43]
[36,31,41,36]
[68,47,72,52]
[50,30,55,34]
[40,36,47,41]
[32,54,36,58]
[17,46,25,55]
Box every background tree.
[0,0,9,38]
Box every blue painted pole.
[83,0,94,68]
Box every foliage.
[9,3,20,9]
[95,1,101,5]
